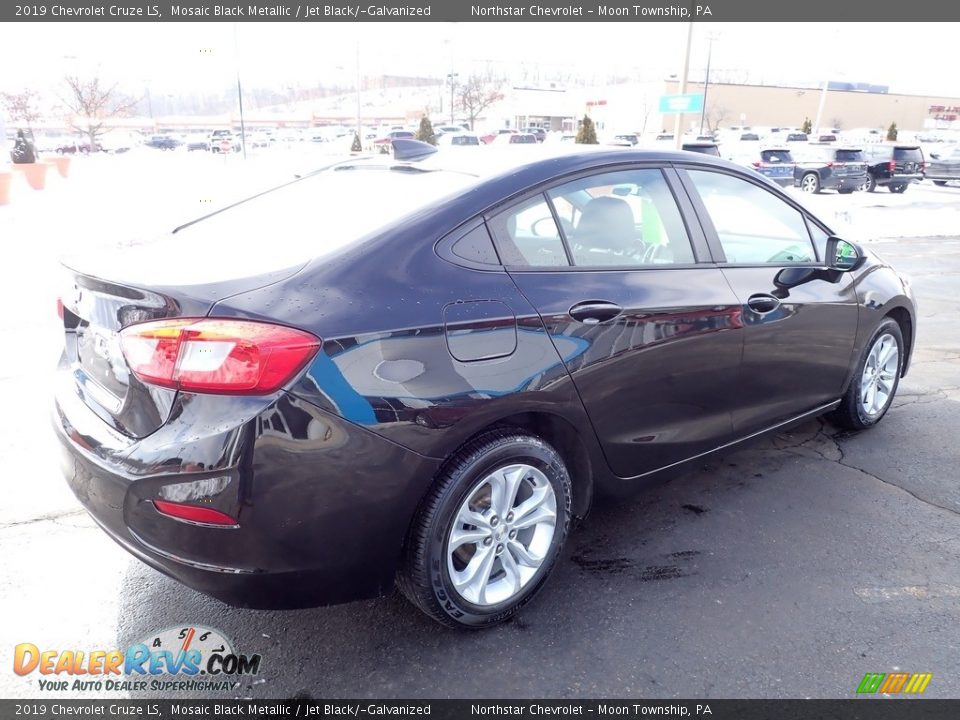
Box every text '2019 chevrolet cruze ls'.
[56,144,916,628]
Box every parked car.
[814,134,838,143]
[55,141,102,154]
[373,130,415,152]
[185,137,210,152]
[55,144,915,628]
[785,133,808,143]
[612,133,640,146]
[681,141,720,156]
[144,135,180,151]
[481,129,518,144]
[925,145,960,186]
[738,132,761,142]
[794,145,868,193]
[437,131,481,147]
[209,130,240,154]
[861,144,926,193]
[491,132,538,145]
[729,146,796,187]
[520,127,547,143]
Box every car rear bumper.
[876,174,924,185]
[54,372,442,609]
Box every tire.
[838,188,855,194]
[889,183,908,193]
[397,429,572,629]
[933,180,947,187]
[800,173,820,193]
[828,318,904,431]
[865,175,877,192]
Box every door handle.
[746,293,781,314]
[569,300,623,325]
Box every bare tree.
[61,73,138,151]
[704,102,729,133]
[455,73,505,131]
[0,89,42,137]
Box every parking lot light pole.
[447,73,459,125]
[698,33,718,135]
[674,22,694,150]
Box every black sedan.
[55,144,916,628]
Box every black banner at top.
[3,0,960,22]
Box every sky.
[1,22,958,99]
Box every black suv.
[794,145,868,194]
[861,144,925,193]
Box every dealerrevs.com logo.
[14,625,262,693]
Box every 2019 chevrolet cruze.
[55,143,916,628]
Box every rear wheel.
[864,175,877,192]
[838,188,855,194]
[889,183,908,193]
[828,318,903,431]
[800,173,820,193]
[398,429,571,628]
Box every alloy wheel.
[446,463,557,607]
[860,333,900,418]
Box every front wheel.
[864,175,877,192]
[398,429,571,628]
[828,318,904,431]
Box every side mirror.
[825,236,863,271]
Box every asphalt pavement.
[1,154,958,699]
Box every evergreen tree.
[886,122,898,141]
[350,132,362,152]
[801,117,812,135]
[576,115,598,144]
[416,116,437,145]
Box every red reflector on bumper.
[153,500,238,526]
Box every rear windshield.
[451,135,480,146]
[786,134,808,142]
[835,150,864,162]
[740,133,760,141]
[512,135,537,144]
[893,147,923,162]
[761,149,794,163]
[156,168,479,281]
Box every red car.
[373,130,415,152]
[480,129,518,145]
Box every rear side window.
[835,150,864,162]
[451,225,500,265]
[686,169,816,264]
[761,150,794,163]
[488,196,570,267]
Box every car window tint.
[452,225,500,265]
[893,147,922,162]
[835,149,864,162]
[547,169,695,267]
[761,150,793,163]
[488,195,570,267]
[687,170,816,264]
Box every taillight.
[752,161,764,168]
[57,297,64,320]
[120,318,321,395]
[888,161,896,172]
[153,500,238,526]
[826,161,836,168]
